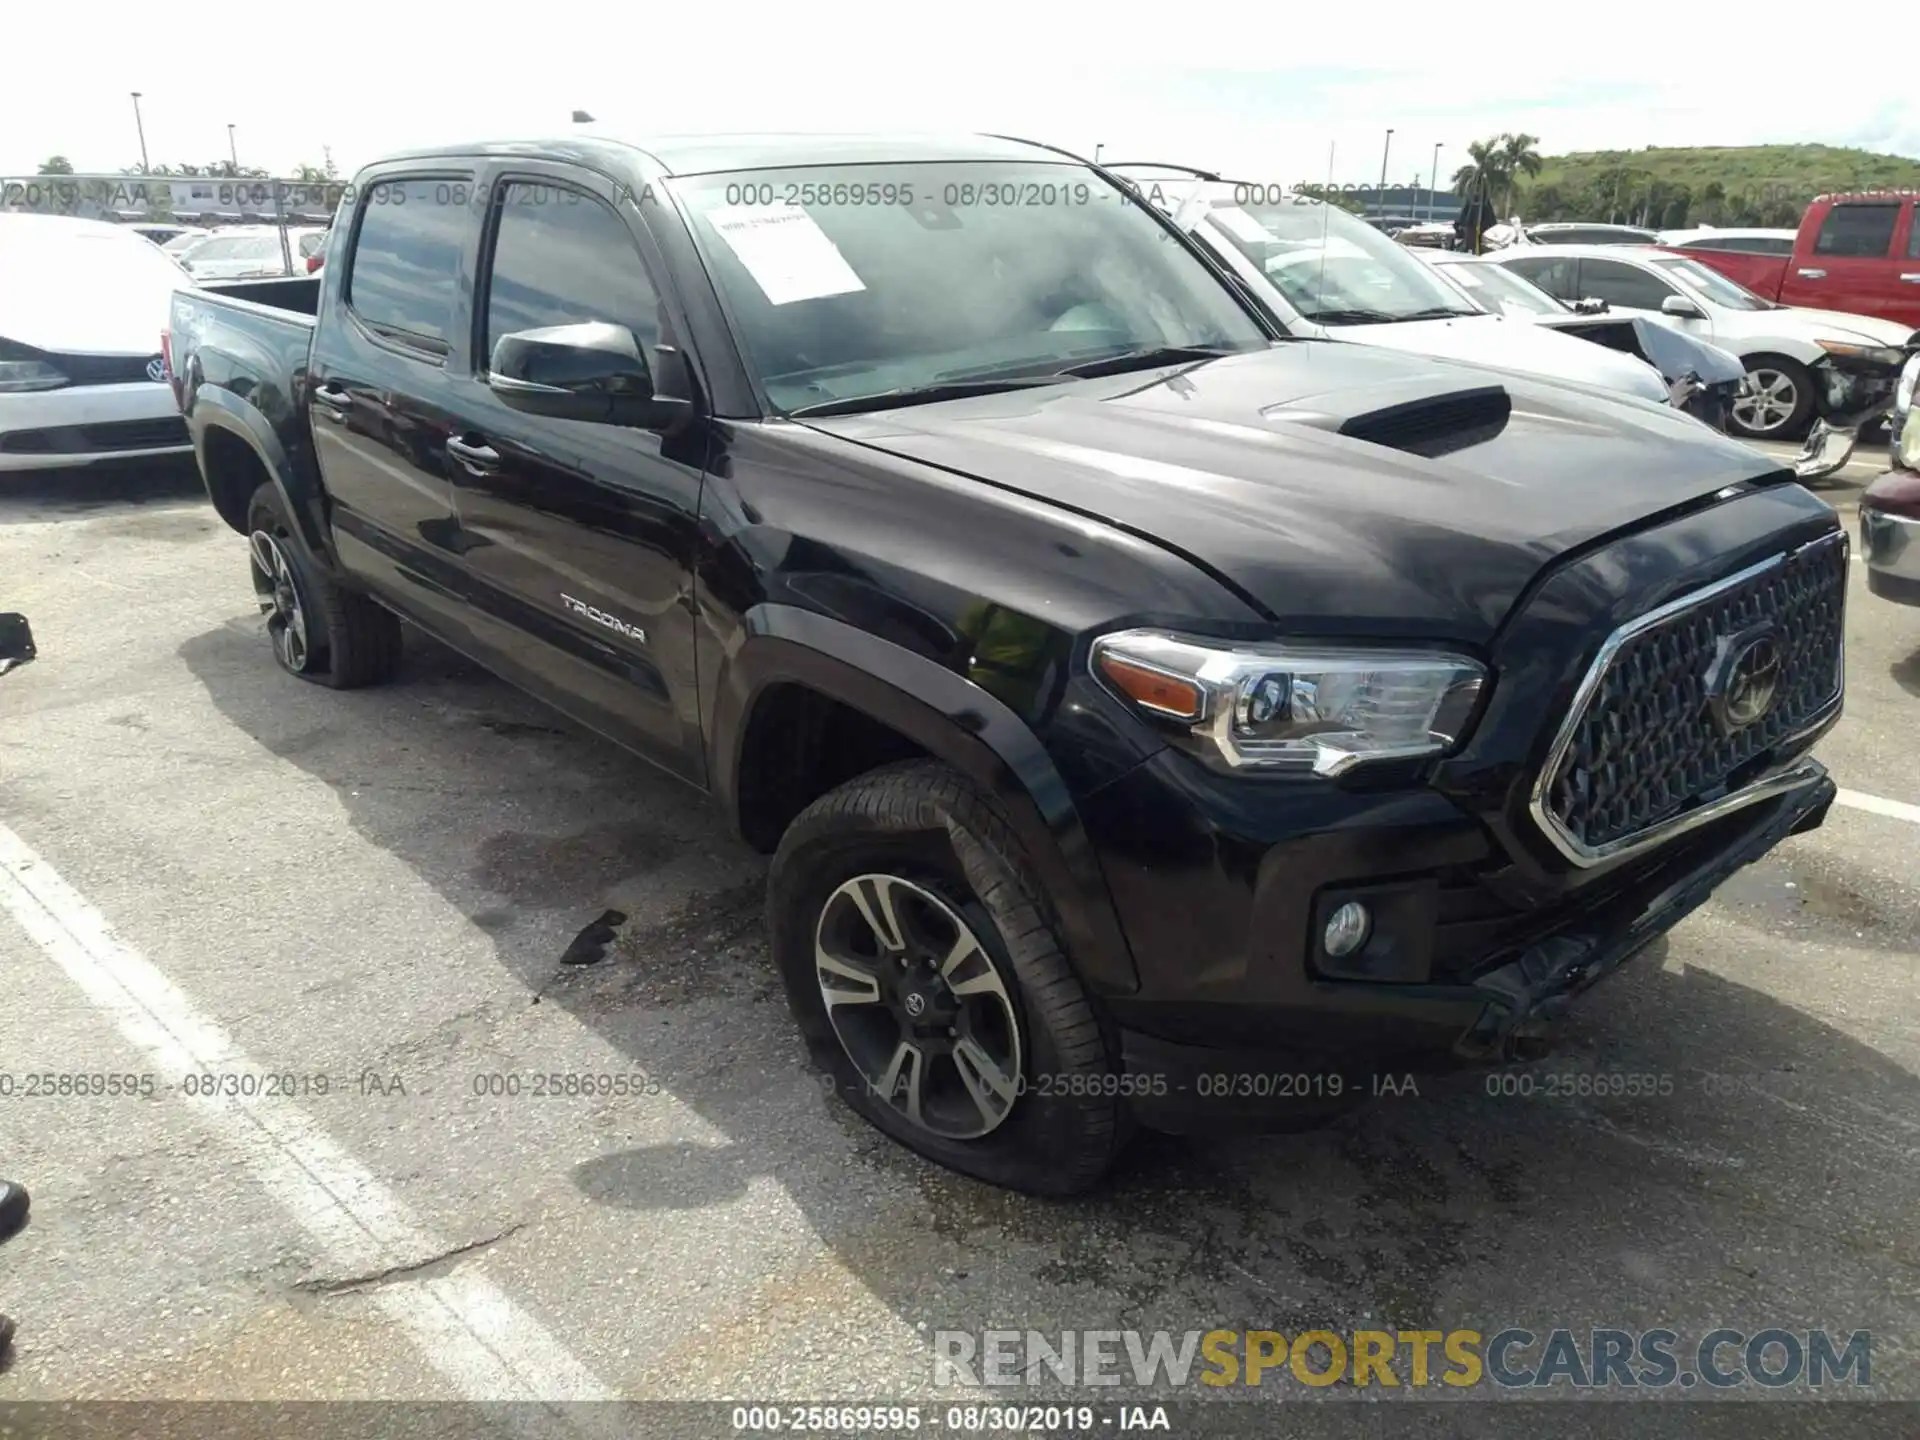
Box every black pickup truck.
[168,133,1846,1194]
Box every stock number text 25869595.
[716,181,1096,209]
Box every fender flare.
[710,604,1140,996]
[187,388,333,570]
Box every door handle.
[1796,268,1827,279]
[1900,273,1920,284]
[445,436,501,473]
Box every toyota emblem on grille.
[1706,629,1784,735]
[145,356,167,383]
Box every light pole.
[130,92,150,173]
[1428,143,1442,222]
[1377,128,1394,220]
[227,124,238,171]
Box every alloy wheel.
[814,873,1024,1139]
[1733,367,1799,435]
[248,529,311,672]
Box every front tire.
[1729,355,1816,440]
[769,761,1129,1194]
[245,483,401,688]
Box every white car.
[160,227,212,256]
[0,214,194,472]
[1490,244,1917,439]
[1656,227,1797,255]
[1110,170,1674,407]
[176,226,326,281]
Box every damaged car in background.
[1419,249,1749,439]
[1109,165,1751,439]
[1490,245,1918,475]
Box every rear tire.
[1729,355,1816,440]
[245,483,401,689]
[768,760,1130,1195]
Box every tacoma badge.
[560,594,646,644]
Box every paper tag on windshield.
[705,204,866,306]
[1212,207,1273,244]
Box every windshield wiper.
[1047,344,1243,379]
[1296,307,1401,325]
[786,376,1065,418]
[1397,306,1482,320]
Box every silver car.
[1111,168,1677,409]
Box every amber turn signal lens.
[1098,654,1205,721]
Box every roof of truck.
[363,132,1076,179]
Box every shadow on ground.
[176,619,1920,1403]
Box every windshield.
[1428,258,1567,317]
[1649,256,1772,311]
[672,162,1271,413]
[1199,195,1477,324]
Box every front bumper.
[1792,351,1911,482]
[1860,478,1920,606]
[0,382,190,472]
[1113,770,1835,1133]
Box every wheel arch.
[711,604,1140,996]
[187,391,332,569]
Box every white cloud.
[2,1,1912,185]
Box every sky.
[4,4,1915,188]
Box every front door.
[442,170,708,785]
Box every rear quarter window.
[344,177,472,357]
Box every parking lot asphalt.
[0,439,1915,1431]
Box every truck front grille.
[1533,530,1846,864]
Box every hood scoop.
[1266,381,1513,459]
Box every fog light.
[1323,902,1371,958]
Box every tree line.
[18,154,339,219]
[1450,132,1812,228]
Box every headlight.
[1815,338,1908,369]
[0,338,68,393]
[1091,629,1487,775]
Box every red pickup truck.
[1662,191,1920,328]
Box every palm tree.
[1451,137,1507,204]
[1498,132,1543,218]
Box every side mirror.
[1661,295,1705,319]
[488,322,668,427]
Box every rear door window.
[344,178,471,357]
[1814,203,1900,257]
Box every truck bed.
[196,275,322,319]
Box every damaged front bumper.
[1792,347,1915,482]
[1115,766,1837,1134]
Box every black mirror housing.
[487,322,659,426]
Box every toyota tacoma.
[167,134,1847,1194]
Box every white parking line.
[1837,788,1920,827]
[0,822,617,1415]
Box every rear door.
[1784,199,1907,322]
[443,165,708,784]
[307,172,479,647]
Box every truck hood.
[800,343,1780,644]
[1330,312,1671,404]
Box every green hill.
[1518,144,1920,228]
